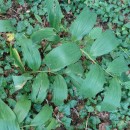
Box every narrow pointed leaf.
[12,74,32,91]
[70,8,97,40]
[34,14,42,23]
[0,99,20,130]
[0,20,15,32]
[90,30,119,57]
[31,72,49,103]
[10,47,25,72]
[44,43,81,71]
[45,0,63,30]
[80,65,105,98]
[106,56,128,76]
[101,78,121,111]
[31,28,60,43]
[31,105,53,126]
[18,38,41,71]
[14,96,31,123]
[52,75,68,105]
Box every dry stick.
[53,113,64,125]
[68,0,71,4]
[85,113,90,130]
[10,8,20,15]
[0,14,7,18]
[73,108,79,117]
[45,99,49,104]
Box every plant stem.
[80,49,114,78]
[21,124,36,128]
[80,49,97,64]
[85,113,90,130]
[26,70,57,75]
[68,0,71,4]
[103,68,114,77]
[120,47,130,58]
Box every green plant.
[84,0,130,47]
[0,0,129,129]
[0,0,12,14]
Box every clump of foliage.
[0,0,12,13]
[85,0,130,47]
[61,0,130,45]
[0,0,130,129]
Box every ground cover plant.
[0,0,130,130]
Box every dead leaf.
[6,33,15,42]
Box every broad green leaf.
[14,96,31,123]
[65,70,84,85]
[45,0,63,30]
[70,8,97,40]
[0,20,15,32]
[18,38,41,71]
[31,105,53,126]
[66,73,84,97]
[45,118,57,130]
[65,61,84,76]
[52,75,68,105]
[106,56,128,76]
[44,43,81,71]
[80,65,105,98]
[67,65,105,98]
[31,28,60,43]
[101,78,121,111]
[10,47,25,72]
[90,30,119,57]
[0,99,20,130]
[31,72,49,103]
[89,27,102,39]
[12,74,32,91]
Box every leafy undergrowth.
[0,0,130,130]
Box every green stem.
[80,49,97,64]
[103,68,115,77]
[26,70,57,75]
[80,49,115,78]
[120,47,130,58]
